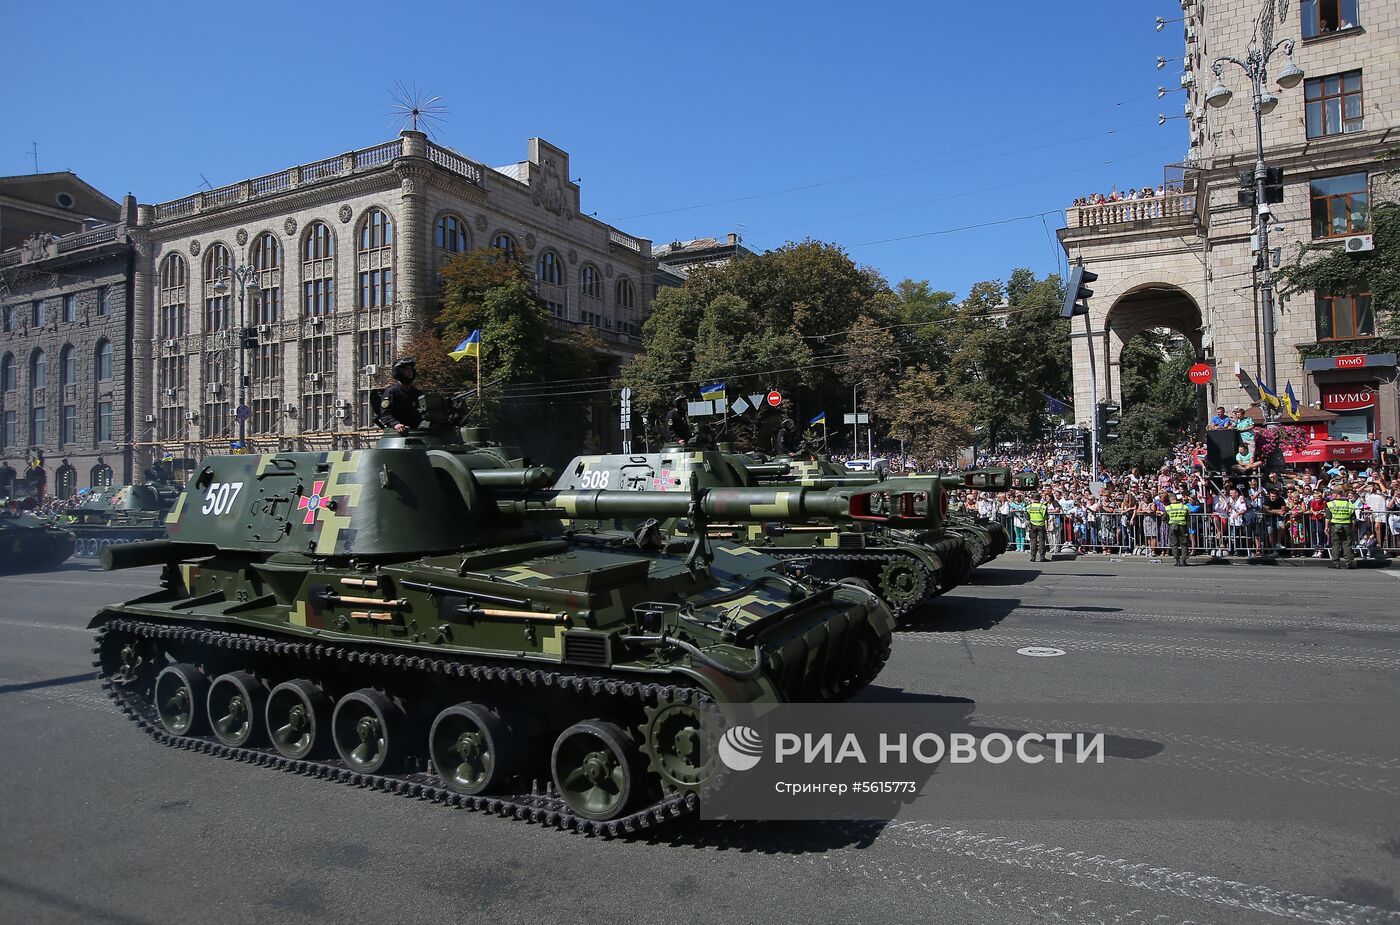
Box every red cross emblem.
[298,481,328,525]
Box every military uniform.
[774,419,798,456]
[379,381,423,430]
[1026,500,1050,561]
[1165,501,1191,565]
[1327,497,1356,568]
[665,406,691,444]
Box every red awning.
[1282,440,1375,463]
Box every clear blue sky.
[3,0,1187,298]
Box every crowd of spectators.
[0,492,88,518]
[948,437,1399,561]
[1073,185,1167,206]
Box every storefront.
[1304,352,1397,442]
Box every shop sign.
[1320,384,1377,411]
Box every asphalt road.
[1,556,1398,925]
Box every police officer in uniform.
[774,414,798,456]
[1165,492,1192,566]
[665,395,691,445]
[1025,492,1051,562]
[379,357,423,434]
[1325,484,1357,569]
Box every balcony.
[1066,190,1196,228]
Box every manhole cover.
[1016,646,1066,658]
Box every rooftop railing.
[1067,190,1195,228]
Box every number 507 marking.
[201,481,243,516]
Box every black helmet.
[673,395,687,408]
[391,357,417,381]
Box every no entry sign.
[1188,363,1213,385]
[766,390,783,407]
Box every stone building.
[652,233,754,295]
[134,131,654,467]
[0,197,138,499]
[1059,0,1399,446]
[0,171,119,253]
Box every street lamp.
[212,266,262,448]
[1206,36,1305,401]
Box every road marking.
[1015,646,1065,657]
[1378,570,1400,580]
[880,823,1400,925]
[0,618,88,633]
[0,576,151,589]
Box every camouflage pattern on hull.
[1,511,75,572]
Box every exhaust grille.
[837,533,866,549]
[562,631,611,667]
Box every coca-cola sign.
[1320,384,1376,411]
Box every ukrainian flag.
[1284,382,1302,421]
[808,411,826,427]
[1259,381,1281,410]
[449,329,481,361]
[700,382,726,401]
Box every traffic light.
[1238,169,1255,209]
[240,327,259,350]
[1061,263,1098,319]
[1263,166,1284,204]
[1075,428,1092,463]
[1096,402,1121,444]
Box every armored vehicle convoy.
[61,481,178,559]
[551,448,963,620]
[1,508,76,572]
[91,405,921,834]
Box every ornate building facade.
[0,199,138,498]
[1059,0,1399,443]
[134,131,654,469]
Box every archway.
[0,464,14,498]
[1102,284,1204,408]
[55,463,77,499]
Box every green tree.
[885,370,975,465]
[1100,403,1178,471]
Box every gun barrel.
[102,539,216,571]
[741,463,791,479]
[473,466,555,489]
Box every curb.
[1022,553,1393,569]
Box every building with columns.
[1059,0,1399,446]
[132,130,654,471]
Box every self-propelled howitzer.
[552,449,964,620]
[88,437,896,834]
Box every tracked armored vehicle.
[90,403,918,834]
[60,481,178,559]
[551,448,963,620]
[1,508,76,572]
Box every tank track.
[93,617,700,838]
[757,549,938,620]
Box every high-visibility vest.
[1026,502,1049,526]
[1165,503,1190,525]
[1327,499,1354,525]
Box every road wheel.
[551,720,641,821]
[332,689,406,774]
[429,702,518,795]
[877,557,931,615]
[207,671,266,748]
[266,679,331,760]
[154,663,208,737]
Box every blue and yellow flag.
[1258,381,1280,410]
[808,411,826,427]
[449,329,481,362]
[1284,382,1302,421]
[700,382,726,401]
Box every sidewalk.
[1031,549,1393,568]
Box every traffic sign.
[730,397,751,415]
[843,413,870,425]
[765,390,782,407]
[235,404,251,421]
[1188,363,1213,385]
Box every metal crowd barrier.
[989,509,1396,559]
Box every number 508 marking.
[201,481,243,516]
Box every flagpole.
[475,352,482,418]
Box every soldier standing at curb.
[1165,492,1192,566]
[1326,484,1357,570]
[1026,492,1051,562]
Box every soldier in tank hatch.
[665,395,691,446]
[379,358,424,434]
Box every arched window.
[436,214,469,254]
[95,340,113,382]
[60,344,76,388]
[56,464,77,498]
[0,353,13,392]
[490,233,518,260]
[579,265,601,301]
[250,232,281,325]
[357,209,394,309]
[30,348,46,389]
[159,254,188,338]
[302,221,335,316]
[538,250,562,285]
[91,463,113,488]
[538,250,565,318]
[204,243,233,331]
[615,278,635,311]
